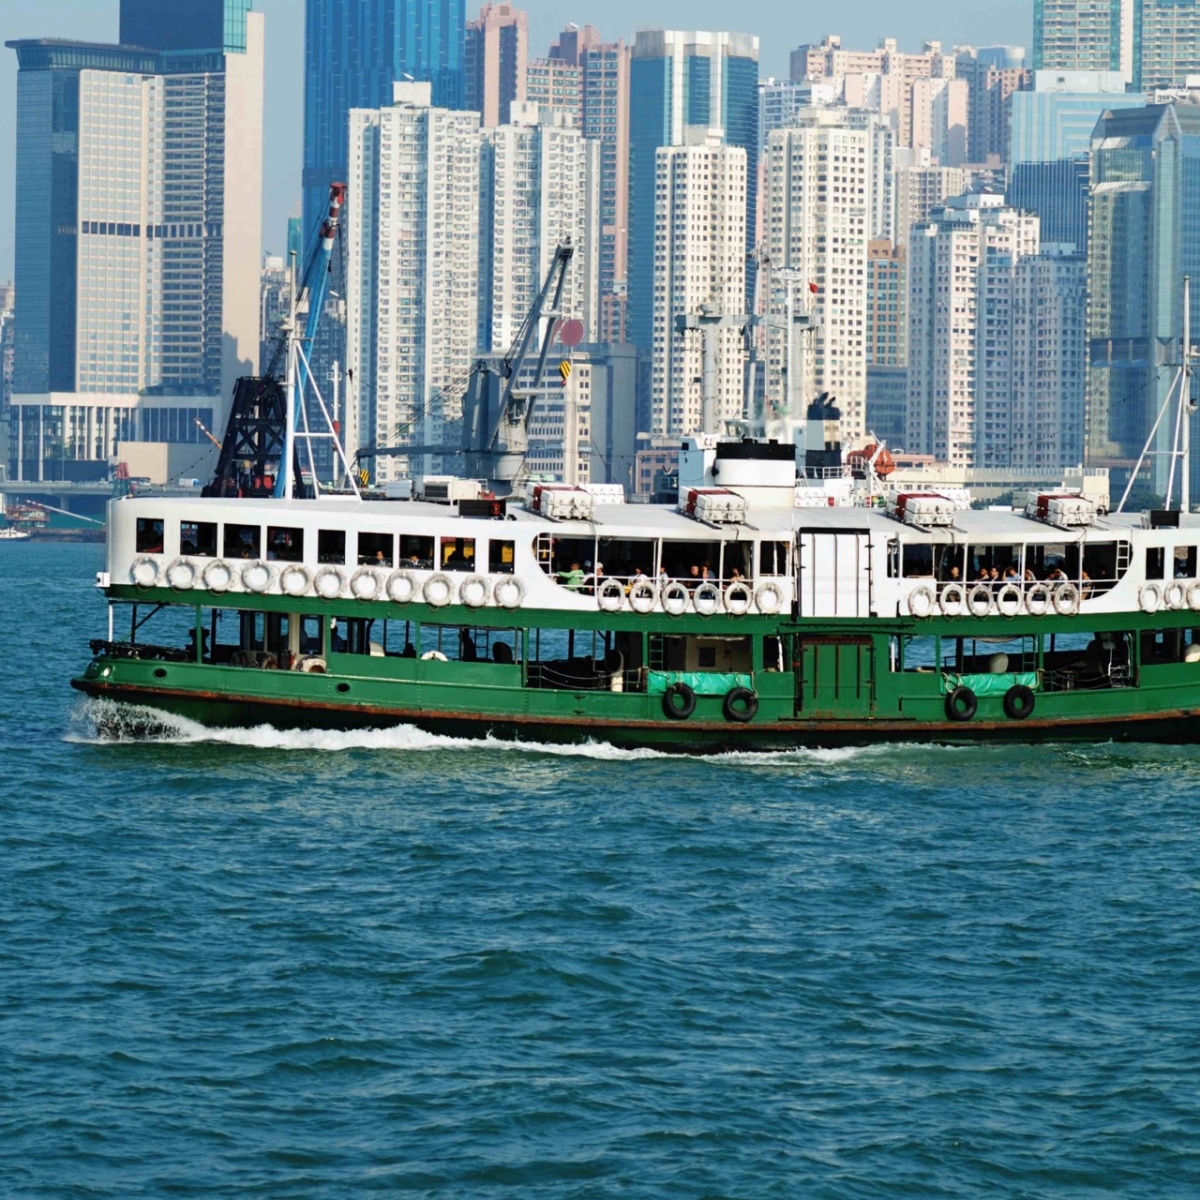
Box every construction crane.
[203,183,349,499]
[358,240,576,494]
[194,417,222,450]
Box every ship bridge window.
[440,537,476,572]
[318,530,346,564]
[400,534,434,568]
[267,526,304,562]
[759,541,790,576]
[136,518,164,554]
[1174,546,1197,578]
[180,520,216,557]
[901,544,934,578]
[1146,547,1165,581]
[358,532,394,567]
[661,539,724,582]
[489,539,515,574]
[224,523,260,559]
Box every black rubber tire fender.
[1003,684,1036,721]
[945,685,978,722]
[723,687,759,723]
[662,681,697,720]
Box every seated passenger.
[1003,565,1020,581]
[557,562,586,590]
[401,641,417,658]
[459,629,478,662]
[492,641,514,664]
[1046,566,1067,582]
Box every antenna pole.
[1184,276,1192,512]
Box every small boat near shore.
[0,526,31,541]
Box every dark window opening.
[489,539,515,574]
[318,529,346,564]
[267,526,304,562]
[399,535,434,569]
[1173,546,1197,578]
[224,524,260,559]
[358,532,394,567]
[136,518,164,554]
[1146,547,1165,581]
[759,541,790,576]
[180,521,216,557]
[661,539,724,584]
[440,537,476,572]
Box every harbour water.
[4,541,1200,1197]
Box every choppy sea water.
[4,540,1200,1198]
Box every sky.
[0,0,1031,283]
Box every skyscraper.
[6,6,263,481]
[650,135,747,436]
[120,0,253,53]
[1088,103,1200,503]
[346,84,482,482]
[1138,0,1200,89]
[303,0,466,234]
[627,30,759,357]
[464,2,527,128]
[1033,0,1134,78]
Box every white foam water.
[67,698,890,767]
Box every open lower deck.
[72,594,1200,751]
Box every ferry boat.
[0,526,31,541]
[71,434,1200,752]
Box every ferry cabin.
[73,491,1200,750]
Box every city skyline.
[0,0,1032,282]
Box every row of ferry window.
[136,519,517,574]
[533,532,792,582]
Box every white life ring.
[165,558,197,590]
[1164,581,1186,611]
[459,575,489,608]
[202,559,233,594]
[241,561,276,594]
[350,567,383,601]
[1188,581,1200,612]
[313,566,345,600]
[493,576,526,609]
[1138,583,1162,615]
[1053,582,1081,616]
[130,556,161,588]
[386,570,416,604]
[1025,582,1052,617]
[907,585,935,619]
[629,579,657,615]
[693,581,721,616]
[996,583,1023,619]
[939,583,966,618]
[424,573,454,607]
[755,581,785,615]
[723,580,753,616]
[967,583,993,618]
[296,655,327,674]
[279,564,312,598]
[661,581,690,616]
[596,577,624,613]
[421,650,448,662]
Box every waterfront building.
[1008,70,1144,248]
[1088,103,1200,503]
[628,30,759,354]
[765,107,874,443]
[346,84,483,483]
[479,104,600,354]
[6,4,263,481]
[650,135,747,437]
[464,2,527,128]
[907,194,1084,472]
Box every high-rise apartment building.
[765,108,873,443]
[525,56,582,124]
[1138,1,1200,89]
[1033,0,1134,77]
[303,0,466,235]
[651,135,747,436]
[894,152,967,246]
[1088,103,1200,503]
[479,104,600,354]
[907,194,1084,472]
[346,84,482,482]
[1008,70,1144,248]
[464,3,527,127]
[866,241,906,367]
[955,47,1031,164]
[6,4,263,481]
[628,30,759,355]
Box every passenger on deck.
[558,562,586,590]
[1003,565,1020,581]
[687,564,702,591]
[729,567,744,582]
[625,567,646,594]
[1046,566,1067,582]
[401,641,417,658]
[492,641,514,664]
[459,630,478,661]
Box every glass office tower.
[627,30,759,356]
[1087,103,1200,504]
[303,0,467,235]
[120,0,252,53]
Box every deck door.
[795,637,874,719]
[797,531,872,617]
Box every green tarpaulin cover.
[941,671,1040,696]
[647,671,753,697]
